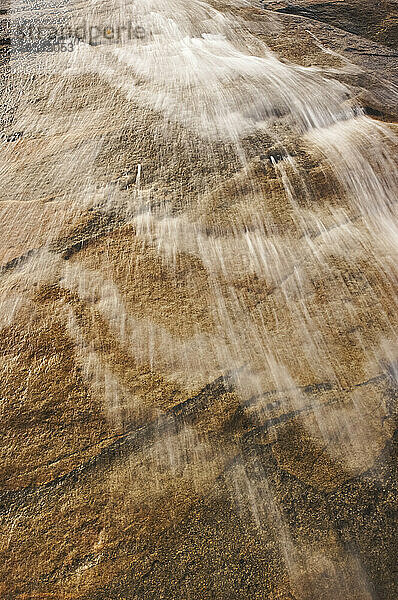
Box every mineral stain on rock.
[0,0,397,598]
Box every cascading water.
[0,0,397,598]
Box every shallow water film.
[0,0,397,598]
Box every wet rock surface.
[0,1,397,599]
[261,0,398,48]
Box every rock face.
[262,0,398,48]
[0,1,397,599]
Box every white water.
[1,0,397,596]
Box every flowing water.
[1,0,397,597]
